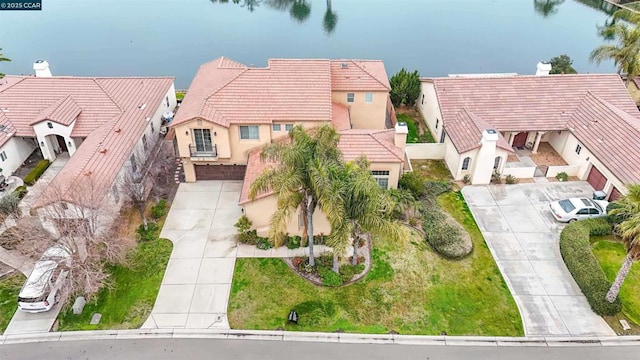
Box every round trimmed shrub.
[422,207,472,259]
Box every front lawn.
[57,237,172,330]
[228,190,523,336]
[409,159,453,182]
[0,273,25,334]
[397,112,435,144]
[592,236,640,327]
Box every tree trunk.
[307,196,316,267]
[332,253,339,273]
[137,202,148,231]
[352,234,359,265]
[606,252,634,303]
[300,201,309,247]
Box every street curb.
[1,329,639,347]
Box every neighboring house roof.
[239,128,403,205]
[331,102,351,131]
[0,76,177,208]
[427,73,640,184]
[171,57,389,128]
[444,109,512,153]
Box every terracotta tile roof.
[330,60,390,91]
[444,109,513,153]
[172,57,391,128]
[331,102,351,131]
[21,76,175,208]
[429,74,640,185]
[239,148,275,205]
[0,113,15,147]
[569,93,640,184]
[31,95,82,126]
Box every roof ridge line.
[0,76,26,93]
[199,67,248,126]
[371,130,403,161]
[93,78,124,113]
[351,60,390,90]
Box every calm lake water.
[0,0,617,88]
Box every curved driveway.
[462,182,614,337]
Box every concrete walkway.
[462,182,615,337]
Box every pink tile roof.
[429,74,640,184]
[331,102,351,131]
[0,76,177,208]
[172,57,390,128]
[444,109,513,153]
[239,148,274,205]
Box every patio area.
[506,143,567,168]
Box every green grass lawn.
[176,92,185,101]
[409,159,453,182]
[397,113,435,144]
[57,238,172,330]
[228,190,523,336]
[0,273,25,334]
[592,236,640,326]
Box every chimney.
[33,60,53,77]
[471,129,499,185]
[394,122,409,151]
[481,129,499,143]
[536,61,551,76]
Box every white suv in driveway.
[549,197,609,223]
[17,246,71,313]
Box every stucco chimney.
[471,129,499,185]
[394,122,408,151]
[536,61,552,76]
[33,60,52,77]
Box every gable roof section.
[569,93,640,184]
[31,95,82,126]
[331,102,351,131]
[444,108,512,153]
[330,60,390,91]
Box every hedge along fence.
[24,159,50,186]
[559,218,622,316]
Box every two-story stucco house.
[171,57,409,235]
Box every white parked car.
[549,197,609,223]
[17,245,71,313]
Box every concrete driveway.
[143,181,242,330]
[462,182,614,337]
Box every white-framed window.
[285,124,293,132]
[371,170,390,189]
[421,94,425,105]
[142,134,148,150]
[193,129,213,152]
[493,156,501,170]
[130,154,138,173]
[435,119,439,130]
[240,125,260,140]
[462,157,471,170]
[151,122,155,133]
[272,124,281,132]
[347,93,355,103]
[112,184,120,203]
[365,92,373,103]
[0,151,6,162]
[575,144,582,155]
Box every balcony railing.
[190,144,217,158]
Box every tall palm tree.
[249,124,342,266]
[590,22,640,85]
[328,157,403,272]
[533,0,565,18]
[606,185,640,302]
[0,48,11,79]
[323,0,338,35]
[290,0,311,23]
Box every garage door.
[587,166,607,191]
[610,187,622,201]
[194,164,246,180]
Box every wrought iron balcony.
[190,144,217,158]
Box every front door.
[512,132,528,148]
[56,135,68,153]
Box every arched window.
[462,157,471,170]
[493,156,501,170]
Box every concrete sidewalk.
[143,181,242,330]
[462,182,615,337]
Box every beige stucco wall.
[244,195,332,237]
[332,91,387,130]
[443,134,463,179]
[173,119,232,159]
[369,162,402,189]
[417,82,444,143]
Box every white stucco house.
[0,61,176,232]
[417,64,640,200]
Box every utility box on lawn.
[72,296,86,315]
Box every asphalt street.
[1,339,639,360]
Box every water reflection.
[210,0,338,34]
[533,0,565,17]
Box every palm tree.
[248,124,342,266]
[533,0,565,18]
[290,0,311,23]
[0,48,11,79]
[323,0,338,35]
[328,157,403,272]
[590,22,640,85]
[606,185,640,302]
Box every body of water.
[0,0,617,88]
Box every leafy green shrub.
[490,171,502,184]
[422,207,471,259]
[313,234,327,246]
[286,235,301,249]
[0,193,20,215]
[339,264,365,283]
[150,199,167,220]
[256,237,272,250]
[556,172,568,182]
[584,218,612,236]
[399,172,425,198]
[424,181,451,198]
[318,266,343,287]
[12,185,27,199]
[505,174,518,184]
[389,68,420,107]
[235,215,258,244]
[462,175,471,185]
[24,159,50,186]
[136,222,160,242]
[559,218,621,315]
[606,202,624,225]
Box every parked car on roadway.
[549,197,609,223]
[17,245,71,313]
